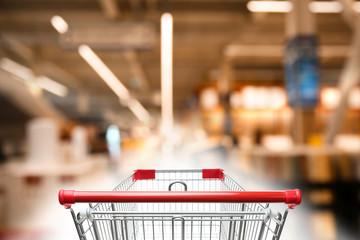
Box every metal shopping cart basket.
[59,169,301,240]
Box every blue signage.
[284,35,319,107]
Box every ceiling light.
[309,1,343,13]
[51,15,69,34]
[35,76,68,97]
[78,44,150,122]
[248,1,360,14]
[127,98,150,123]
[0,58,68,97]
[161,13,174,135]
[27,82,42,97]
[247,1,293,13]
[78,44,130,100]
[0,58,34,82]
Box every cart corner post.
[285,189,302,209]
[59,189,75,209]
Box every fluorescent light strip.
[127,98,150,123]
[309,1,343,13]
[78,44,130,100]
[35,76,68,97]
[248,1,360,13]
[0,58,34,82]
[78,44,150,122]
[0,57,68,97]
[161,13,174,135]
[247,1,293,13]
[52,15,150,122]
[51,15,69,34]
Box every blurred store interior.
[0,0,360,239]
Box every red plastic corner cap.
[133,169,156,181]
[59,189,74,208]
[285,189,301,209]
[202,169,225,181]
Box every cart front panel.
[67,169,293,240]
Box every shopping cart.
[59,169,301,240]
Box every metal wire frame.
[69,170,290,240]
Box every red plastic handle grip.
[59,189,301,209]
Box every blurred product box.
[306,155,334,183]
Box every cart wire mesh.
[63,169,297,240]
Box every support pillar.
[285,0,318,145]
[325,0,360,144]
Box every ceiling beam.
[123,50,150,90]
[224,44,350,58]
[98,0,120,19]
[0,35,81,89]
[0,70,66,122]
[337,0,359,29]
[145,0,157,12]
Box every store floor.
[0,146,356,240]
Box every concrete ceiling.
[0,0,353,127]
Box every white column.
[161,13,174,138]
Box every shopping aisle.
[2,146,355,240]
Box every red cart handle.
[59,189,301,209]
